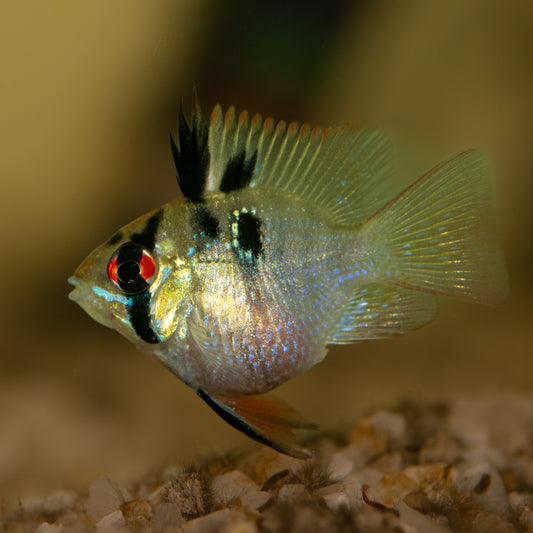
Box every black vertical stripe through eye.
[219,150,257,193]
[170,100,210,202]
[128,292,159,344]
[129,210,163,251]
[122,211,162,343]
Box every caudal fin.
[361,150,508,304]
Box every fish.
[68,94,508,459]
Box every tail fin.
[361,150,508,305]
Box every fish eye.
[107,243,157,294]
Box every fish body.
[69,97,508,458]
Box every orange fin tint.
[197,389,317,459]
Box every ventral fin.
[197,389,316,459]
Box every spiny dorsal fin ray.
[197,389,316,459]
[206,103,397,224]
[170,91,209,202]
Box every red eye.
[139,250,156,279]
[107,256,119,285]
[107,244,157,294]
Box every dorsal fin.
[206,103,397,224]
[172,95,397,223]
[170,90,209,202]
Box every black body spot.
[170,101,209,202]
[194,205,219,239]
[231,209,263,266]
[220,151,257,193]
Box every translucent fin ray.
[361,150,509,304]
[329,283,439,343]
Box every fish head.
[69,206,192,346]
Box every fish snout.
[68,275,86,304]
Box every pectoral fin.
[197,389,317,459]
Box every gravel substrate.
[3,393,533,532]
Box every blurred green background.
[1,0,532,507]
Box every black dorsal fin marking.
[170,92,209,202]
[219,150,258,193]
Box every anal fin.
[197,389,316,459]
[329,283,439,343]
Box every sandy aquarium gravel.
[3,394,533,533]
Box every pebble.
[95,509,125,532]
[321,490,350,511]
[35,524,64,533]
[471,511,516,533]
[120,497,153,527]
[403,463,448,490]
[366,470,418,506]
[182,508,232,532]
[277,483,306,503]
[396,502,453,533]
[508,491,533,515]
[238,447,304,486]
[327,452,354,482]
[419,431,462,464]
[334,469,382,507]
[368,451,403,473]
[211,469,270,509]
[151,501,186,529]
[368,410,407,446]
[457,463,508,517]
[519,506,533,530]
[22,490,78,514]
[160,471,205,516]
[87,476,131,521]
[349,417,388,459]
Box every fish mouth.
[68,276,85,304]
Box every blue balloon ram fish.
[69,95,508,458]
